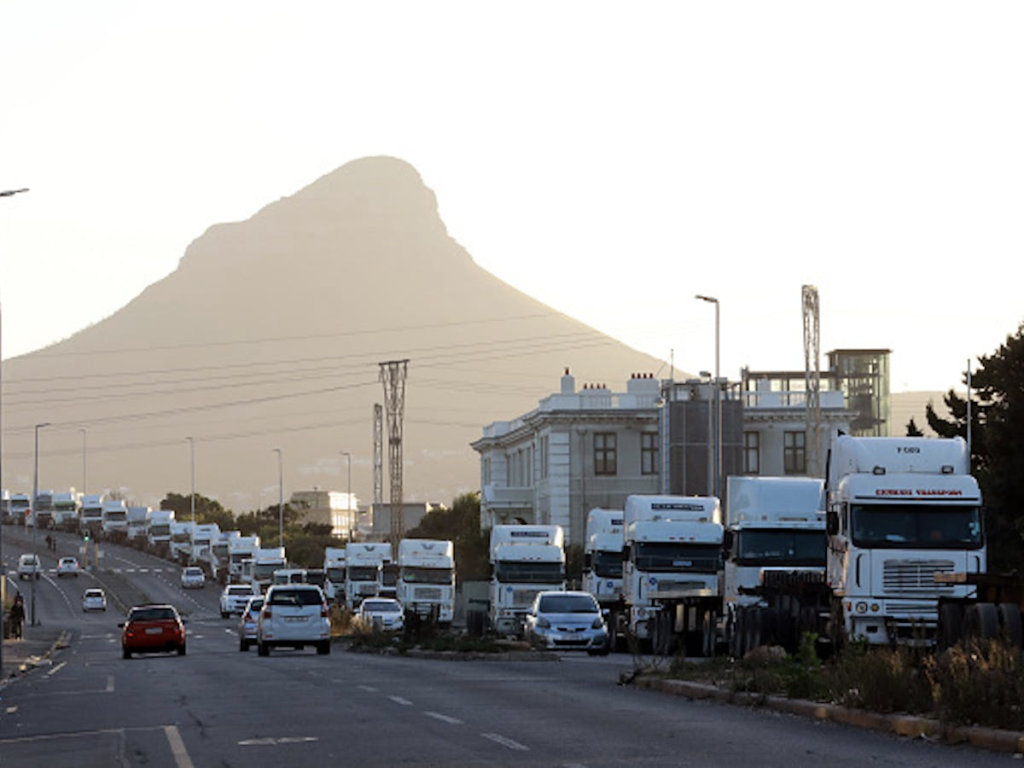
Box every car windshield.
[246,599,264,614]
[363,601,401,613]
[268,589,322,606]
[130,607,177,621]
[537,594,598,614]
[227,586,252,595]
[184,568,202,576]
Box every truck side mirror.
[722,530,734,557]
[826,510,839,536]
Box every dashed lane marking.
[424,711,463,725]
[239,736,319,746]
[481,733,530,752]
[389,696,413,706]
[357,685,378,693]
[164,725,196,768]
[47,662,68,676]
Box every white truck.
[33,490,55,529]
[253,547,287,593]
[211,530,241,582]
[126,506,151,546]
[10,492,31,526]
[101,498,129,540]
[345,542,391,609]
[169,521,194,562]
[582,508,626,650]
[228,535,261,581]
[146,509,175,554]
[190,523,222,576]
[723,477,828,657]
[52,491,81,531]
[323,546,347,604]
[825,435,985,647]
[80,494,104,537]
[489,524,566,636]
[398,539,455,625]
[622,495,724,657]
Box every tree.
[905,417,925,437]
[160,492,234,530]
[926,323,1024,571]
[404,492,490,582]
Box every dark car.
[120,604,187,659]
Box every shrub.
[928,640,1024,730]
[827,642,933,714]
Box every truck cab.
[398,539,455,624]
[826,436,985,646]
[101,499,129,540]
[323,546,347,603]
[489,525,566,636]
[345,543,390,609]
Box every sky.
[1,2,1021,394]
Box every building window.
[744,432,760,475]
[641,432,658,475]
[594,432,617,476]
[784,431,806,474]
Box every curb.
[0,629,71,689]
[637,677,1024,755]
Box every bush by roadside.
[651,634,1024,731]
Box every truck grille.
[513,588,541,607]
[882,560,955,595]
[414,587,442,601]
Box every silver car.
[257,584,331,656]
[237,595,264,652]
[525,591,610,655]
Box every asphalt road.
[0,527,1016,767]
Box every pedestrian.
[9,595,26,639]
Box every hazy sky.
[1,2,1021,393]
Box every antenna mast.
[379,360,409,543]
[803,285,822,477]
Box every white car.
[180,566,205,589]
[238,595,265,652]
[82,588,107,612]
[220,583,258,617]
[17,553,42,580]
[357,598,405,632]
[257,584,331,656]
[57,556,80,578]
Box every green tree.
[905,417,925,437]
[404,492,490,582]
[160,492,234,530]
[926,323,1024,571]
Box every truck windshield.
[851,504,984,549]
[348,566,379,581]
[253,562,282,580]
[633,543,721,573]
[592,551,623,579]
[401,566,453,584]
[326,567,346,583]
[150,524,171,536]
[733,530,825,566]
[105,511,127,521]
[494,561,564,583]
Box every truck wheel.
[997,603,1023,649]
[745,607,763,652]
[965,603,999,641]
[938,604,964,651]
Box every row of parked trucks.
[488,435,1019,656]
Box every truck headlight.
[856,602,868,614]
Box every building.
[827,349,891,436]
[471,369,661,547]
[290,490,358,539]
[367,502,443,542]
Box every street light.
[696,295,721,498]
[186,437,195,564]
[31,422,51,626]
[272,448,283,546]
[340,452,352,540]
[700,371,713,496]
[79,428,87,495]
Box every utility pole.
[379,360,409,544]
[373,404,383,510]
[802,286,822,477]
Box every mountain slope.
[3,157,668,510]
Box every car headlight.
[591,617,604,630]
[536,616,551,629]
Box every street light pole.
[696,295,721,498]
[80,428,87,495]
[31,422,51,627]
[341,452,352,541]
[186,437,195,564]
[700,371,713,496]
[272,448,283,546]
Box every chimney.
[561,367,575,395]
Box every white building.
[290,490,358,539]
[472,369,661,547]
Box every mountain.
[2,157,667,511]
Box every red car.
[120,604,187,659]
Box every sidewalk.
[1,625,68,687]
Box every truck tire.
[938,604,964,651]
[258,641,269,657]
[965,603,999,641]
[744,607,762,652]
[997,603,1023,649]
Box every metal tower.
[802,285,822,477]
[379,360,409,543]
[373,403,383,509]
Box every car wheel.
[239,639,249,652]
[258,641,269,656]
[221,611,228,619]
[177,644,186,656]
[317,641,330,655]
[123,647,131,659]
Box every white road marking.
[239,736,318,746]
[481,733,530,751]
[357,685,378,693]
[5,706,18,714]
[389,696,413,706]
[47,661,68,676]
[164,725,195,768]
[106,676,115,693]
[424,711,463,725]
